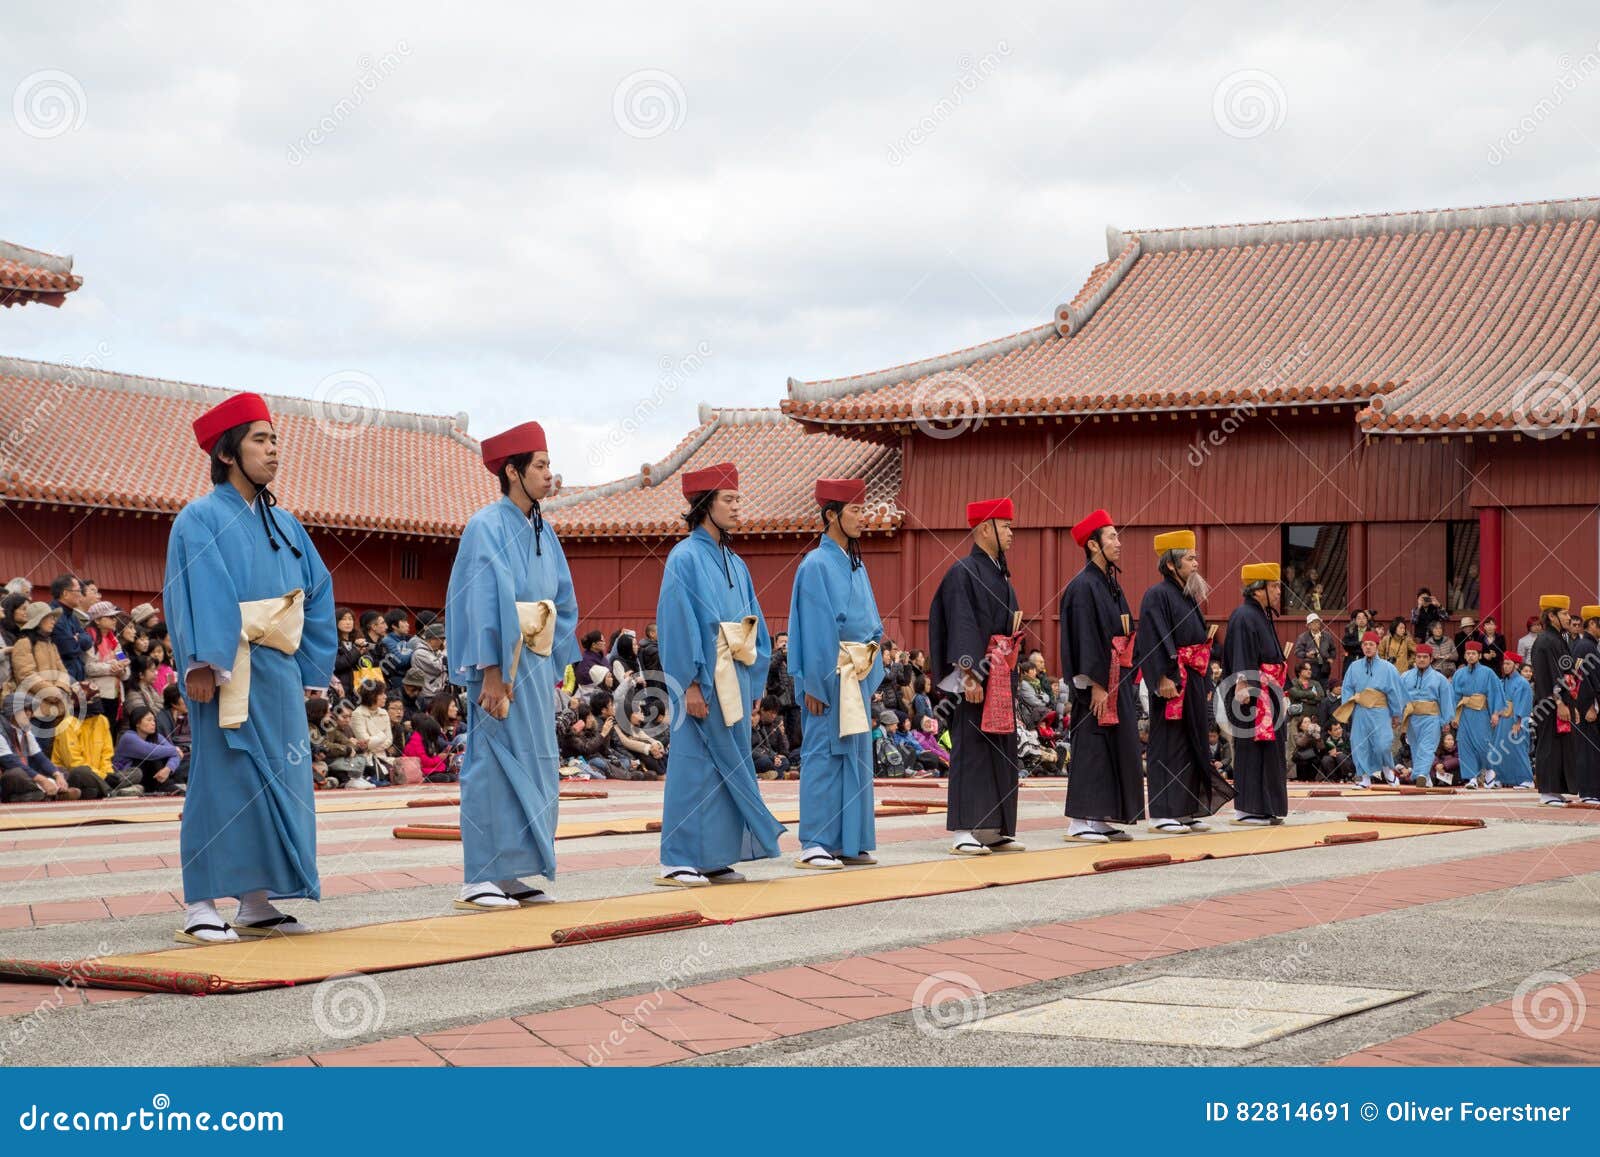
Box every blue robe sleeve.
[446,514,516,678]
[656,549,713,694]
[789,555,840,707]
[163,505,243,677]
[1436,672,1455,720]
[1384,662,1405,718]
[1511,676,1533,720]
[289,517,336,689]
[746,565,772,693]
[547,528,582,671]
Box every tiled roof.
[0,356,496,537]
[543,405,902,538]
[0,241,82,308]
[782,196,1600,436]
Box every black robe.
[1059,561,1143,824]
[1575,632,1600,800]
[1531,626,1578,796]
[929,545,1020,834]
[1220,597,1289,818]
[1137,576,1234,819]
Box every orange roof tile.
[0,357,496,536]
[544,405,902,538]
[0,240,82,308]
[782,196,1600,436]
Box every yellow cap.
[1241,563,1281,583]
[1153,530,1196,555]
[1580,604,1600,621]
[1539,594,1570,611]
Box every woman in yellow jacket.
[1379,617,1417,672]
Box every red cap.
[682,461,738,497]
[1071,509,1113,547]
[1464,640,1483,653]
[193,393,271,454]
[966,498,1014,527]
[816,478,867,505]
[1502,650,1522,665]
[480,422,548,475]
[1414,643,1433,657]
[1361,630,1381,643]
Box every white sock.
[185,900,224,929]
[1067,818,1102,836]
[952,830,976,847]
[800,845,836,861]
[235,890,281,925]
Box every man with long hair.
[1530,595,1580,806]
[163,393,336,943]
[1136,530,1232,833]
[1219,563,1289,824]
[445,421,580,909]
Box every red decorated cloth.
[1099,634,1137,725]
[1557,672,1580,734]
[1255,662,1288,741]
[980,632,1025,734]
[1164,642,1212,721]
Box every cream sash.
[1453,692,1488,725]
[1399,699,1440,727]
[835,640,879,738]
[1332,685,1389,725]
[219,589,305,730]
[505,599,557,682]
[712,616,760,725]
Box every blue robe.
[1451,662,1501,784]
[1341,655,1404,780]
[657,526,786,869]
[163,482,335,903]
[1399,666,1453,783]
[788,537,884,856]
[1488,670,1534,786]
[445,498,579,884]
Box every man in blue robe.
[1450,640,1499,788]
[655,462,786,887]
[1337,630,1405,788]
[1487,650,1533,788]
[163,393,336,943]
[1398,644,1453,786]
[445,421,580,910]
[787,478,884,870]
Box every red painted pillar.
[1479,505,1503,620]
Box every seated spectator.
[1016,658,1051,728]
[112,705,185,795]
[386,694,412,760]
[350,682,394,779]
[308,697,368,789]
[574,630,608,689]
[429,693,463,744]
[1290,716,1323,782]
[332,607,362,697]
[147,640,177,697]
[1425,620,1458,678]
[557,699,615,779]
[51,699,118,794]
[588,690,651,780]
[154,683,192,775]
[380,609,419,677]
[1286,662,1324,726]
[411,623,449,703]
[7,602,75,746]
[601,692,665,780]
[405,713,457,783]
[0,691,98,801]
[399,667,428,718]
[1431,729,1462,786]
[908,715,949,776]
[871,710,907,778]
[0,592,29,690]
[1205,725,1232,780]
[1320,720,1355,782]
[751,695,794,780]
[48,573,92,683]
[1379,617,1416,672]
[121,655,161,723]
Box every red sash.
[1255,662,1288,741]
[1164,642,1212,721]
[980,632,1025,734]
[1099,634,1136,725]
[1557,673,1580,734]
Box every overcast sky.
[4,1,1596,483]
